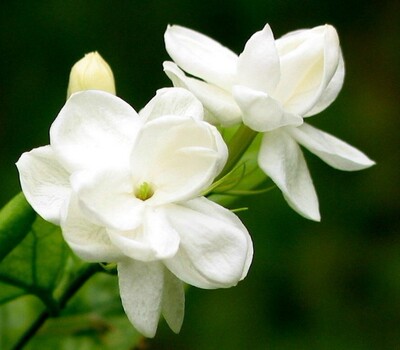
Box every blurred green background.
[0,0,399,349]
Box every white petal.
[258,130,320,221]
[192,198,253,281]
[288,123,375,170]
[108,226,157,262]
[61,195,122,262]
[16,145,71,225]
[321,25,343,91]
[71,169,144,231]
[305,52,345,116]
[142,207,180,259]
[130,116,227,204]
[232,85,303,132]
[163,61,242,126]
[274,25,341,116]
[162,268,185,333]
[164,25,238,90]
[163,198,253,289]
[139,87,204,122]
[237,24,280,94]
[118,260,164,338]
[107,207,180,262]
[50,90,141,172]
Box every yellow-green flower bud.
[67,51,116,98]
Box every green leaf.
[0,294,45,350]
[0,281,25,305]
[0,273,142,350]
[0,192,36,262]
[0,216,71,312]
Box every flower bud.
[67,51,116,98]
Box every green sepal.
[230,207,249,213]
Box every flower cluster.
[16,22,373,337]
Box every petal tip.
[284,194,321,222]
[364,158,376,168]
[261,23,273,35]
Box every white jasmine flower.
[16,88,253,337]
[164,24,374,220]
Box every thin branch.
[12,263,102,350]
[12,310,50,350]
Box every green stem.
[217,124,258,180]
[12,263,102,350]
[12,310,49,350]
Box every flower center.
[134,182,154,201]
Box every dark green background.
[0,1,399,349]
